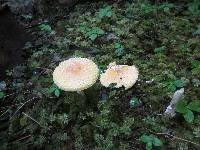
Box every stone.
[164,88,185,118]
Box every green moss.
[1,0,200,149]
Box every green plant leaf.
[154,46,166,53]
[187,101,200,112]
[188,1,200,16]
[20,116,27,126]
[141,3,156,14]
[114,42,124,56]
[39,24,52,32]
[174,80,186,88]
[129,97,141,108]
[114,43,121,49]
[140,135,162,149]
[152,136,163,146]
[98,6,112,18]
[95,28,104,35]
[49,86,56,93]
[140,135,153,143]
[0,92,5,99]
[167,83,176,92]
[194,25,200,35]
[54,89,60,97]
[146,142,152,150]
[191,60,200,75]
[159,3,174,12]
[191,60,200,68]
[85,27,104,41]
[89,33,98,41]
[176,100,188,114]
[79,24,90,33]
[184,109,194,123]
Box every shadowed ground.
[0,8,30,80]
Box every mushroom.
[100,62,139,89]
[53,57,99,92]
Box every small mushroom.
[100,62,139,89]
[53,57,99,92]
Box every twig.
[13,135,31,143]
[1,103,22,110]
[37,62,57,77]
[22,112,49,130]
[148,129,200,147]
[3,90,30,99]
[4,92,17,98]
[0,109,9,118]
[10,97,37,120]
[25,20,49,29]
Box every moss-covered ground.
[0,0,200,149]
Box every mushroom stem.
[76,91,88,111]
[77,91,85,96]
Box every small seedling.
[80,25,104,41]
[191,60,200,75]
[98,6,112,18]
[166,79,186,92]
[86,27,104,41]
[158,3,174,13]
[154,46,166,53]
[0,92,5,99]
[114,42,124,57]
[49,84,61,97]
[176,100,200,123]
[188,0,200,16]
[129,97,141,108]
[38,24,52,33]
[6,70,12,76]
[194,25,200,35]
[140,134,163,150]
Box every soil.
[0,8,31,80]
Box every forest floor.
[0,0,200,149]
[0,8,32,80]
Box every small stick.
[13,135,31,143]
[22,112,49,130]
[0,109,9,118]
[148,129,200,147]
[3,90,30,101]
[4,92,17,98]
[10,97,37,120]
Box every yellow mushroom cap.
[53,57,99,91]
[100,62,139,89]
